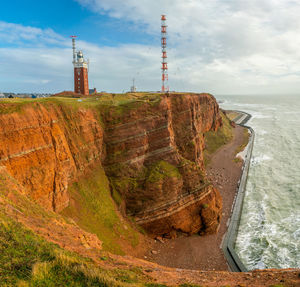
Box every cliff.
[102,93,223,236]
[0,101,104,211]
[0,93,222,238]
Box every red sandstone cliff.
[102,93,223,236]
[0,102,104,212]
[0,93,222,237]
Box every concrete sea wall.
[222,111,255,272]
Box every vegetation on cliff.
[0,92,160,116]
[146,161,181,183]
[61,165,139,255]
[204,111,233,165]
[1,210,296,287]
[0,212,153,287]
[235,128,250,154]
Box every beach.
[144,122,248,271]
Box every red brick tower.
[71,36,89,96]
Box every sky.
[1,0,300,95]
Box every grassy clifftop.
[0,92,161,115]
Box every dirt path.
[143,125,246,271]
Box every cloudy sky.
[1,0,300,95]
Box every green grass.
[0,213,55,285]
[233,157,242,163]
[146,161,181,183]
[0,93,162,117]
[111,187,123,207]
[107,161,182,215]
[235,127,250,154]
[204,111,233,165]
[1,210,206,287]
[111,177,139,199]
[49,93,161,112]
[225,111,239,121]
[0,98,39,114]
[61,165,139,255]
[0,212,150,286]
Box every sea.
[219,94,300,270]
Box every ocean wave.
[252,114,272,119]
[293,229,300,240]
[225,95,300,269]
[283,111,300,115]
[256,129,268,135]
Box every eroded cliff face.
[0,93,222,237]
[0,102,104,212]
[102,93,223,236]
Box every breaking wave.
[220,94,300,269]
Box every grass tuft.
[235,127,250,155]
[146,161,181,183]
[204,111,233,165]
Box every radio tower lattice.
[161,15,168,93]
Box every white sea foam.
[257,129,268,136]
[252,114,272,119]
[251,155,272,165]
[283,111,300,115]
[222,95,300,270]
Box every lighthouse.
[71,36,89,96]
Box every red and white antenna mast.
[161,15,168,93]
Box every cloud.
[74,0,300,94]
[3,0,300,94]
[0,21,66,47]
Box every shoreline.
[221,110,254,272]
